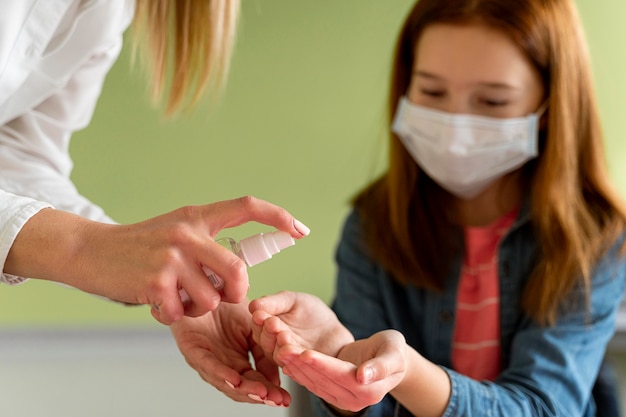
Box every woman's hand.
[5,196,309,324]
[170,300,290,407]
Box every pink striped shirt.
[451,208,518,381]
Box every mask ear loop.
[535,100,549,130]
[535,100,549,117]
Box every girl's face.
[407,22,545,118]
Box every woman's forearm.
[4,208,105,286]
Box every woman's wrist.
[6,208,89,283]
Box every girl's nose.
[444,96,471,115]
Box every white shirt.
[0,0,134,284]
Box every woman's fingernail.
[225,380,236,390]
[248,393,264,402]
[264,399,279,407]
[293,219,311,236]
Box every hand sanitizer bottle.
[178,231,296,302]
[203,231,296,290]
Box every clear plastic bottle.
[179,231,295,302]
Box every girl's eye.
[421,89,445,98]
[482,98,509,107]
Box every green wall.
[1,0,625,327]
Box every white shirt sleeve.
[0,0,134,284]
[0,190,52,285]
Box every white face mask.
[391,96,545,199]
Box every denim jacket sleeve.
[310,209,626,417]
[442,238,626,417]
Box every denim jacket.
[311,207,626,417]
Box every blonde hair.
[131,0,240,115]
[354,0,626,325]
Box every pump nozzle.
[239,231,295,266]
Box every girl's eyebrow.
[414,70,520,90]
[413,70,440,80]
